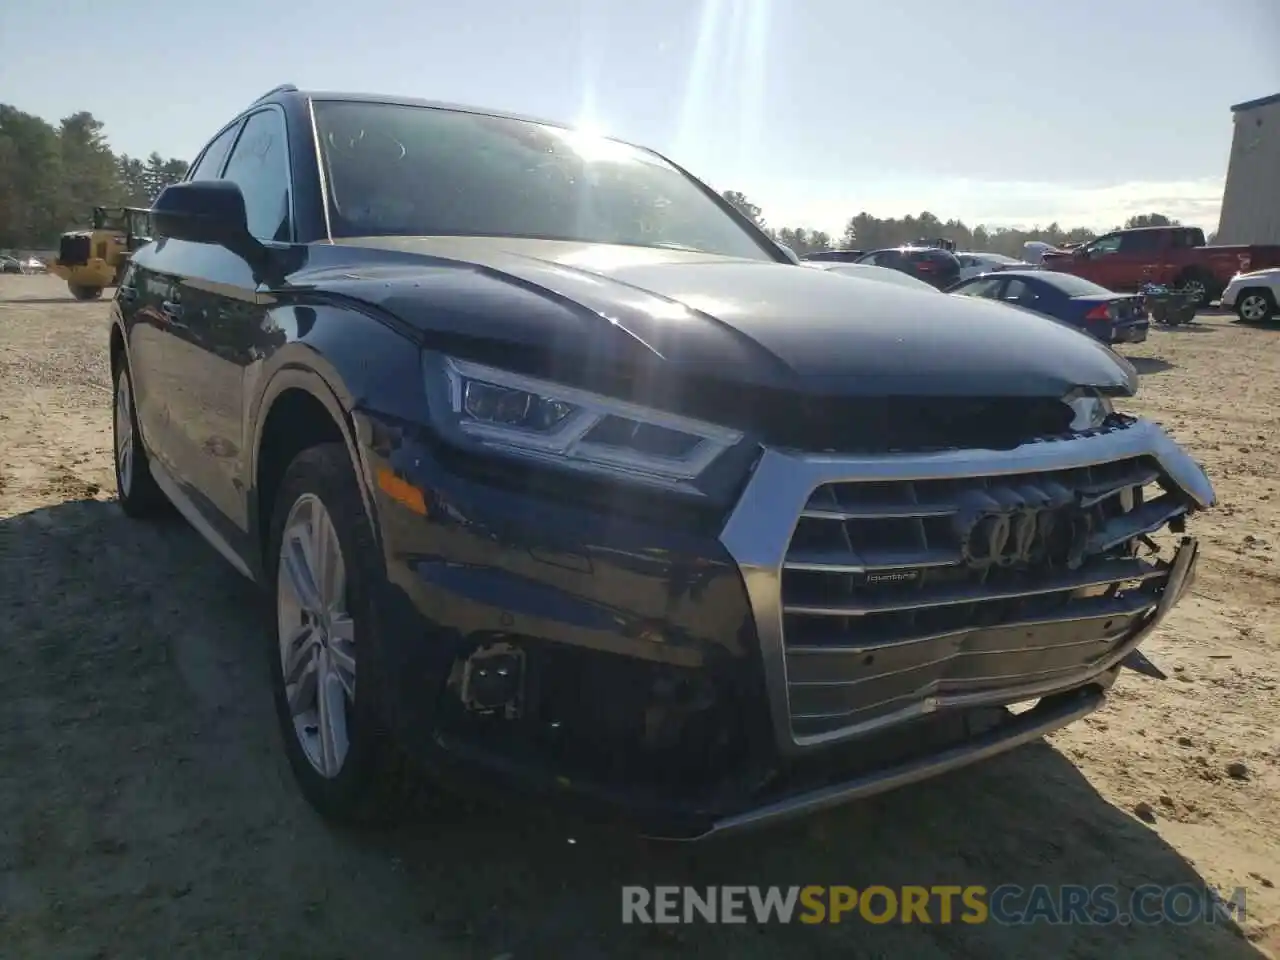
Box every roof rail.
[250,83,298,106]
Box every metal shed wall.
[1215,93,1280,245]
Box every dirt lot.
[1,272,1277,959]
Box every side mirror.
[152,180,251,247]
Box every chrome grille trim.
[782,556,1167,617]
[718,417,1214,756]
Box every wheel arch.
[250,365,382,574]
[109,318,126,374]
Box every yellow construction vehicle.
[48,206,153,300]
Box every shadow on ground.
[1128,356,1176,375]
[1152,323,1217,335]
[0,499,1266,960]
[0,297,99,305]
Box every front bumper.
[367,413,1213,838]
[697,534,1198,839]
[1220,284,1240,308]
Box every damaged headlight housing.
[1065,392,1115,432]
[430,356,745,493]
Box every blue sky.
[2,0,1276,235]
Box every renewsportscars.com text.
[621,884,1247,926]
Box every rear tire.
[266,442,408,825]
[1235,289,1276,324]
[69,284,103,301]
[112,361,167,518]
[1174,269,1214,309]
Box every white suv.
[1221,268,1280,323]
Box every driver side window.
[1088,234,1122,257]
[187,123,241,182]
[220,109,293,243]
[955,276,1003,299]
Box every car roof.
[828,263,936,288]
[976,269,1044,279]
[268,86,578,136]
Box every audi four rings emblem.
[953,488,1094,570]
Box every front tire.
[1235,289,1276,324]
[112,362,166,517]
[267,442,405,824]
[69,284,104,301]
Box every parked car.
[801,249,864,263]
[803,260,939,291]
[113,84,1214,839]
[0,255,24,274]
[1022,240,1066,265]
[853,245,962,290]
[956,251,1030,282]
[1220,267,1279,324]
[1040,225,1280,307]
[950,270,1150,344]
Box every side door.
[161,106,299,544]
[1107,229,1161,291]
[126,120,243,477]
[1074,233,1122,287]
[998,276,1060,319]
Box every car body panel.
[108,85,1213,837]
[950,270,1150,345]
[327,235,1136,396]
[1221,267,1280,309]
[803,260,939,291]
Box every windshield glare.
[312,100,775,261]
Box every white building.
[1215,92,1280,245]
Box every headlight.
[434,356,744,493]
[1066,393,1114,431]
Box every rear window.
[909,249,958,265]
[1041,273,1114,297]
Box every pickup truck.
[1040,225,1280,307]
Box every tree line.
[719,190,1201,259]
[0,100,1198,257]
[0,104,189,250]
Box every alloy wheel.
[114,371,134,496]
[1239,294,1271,323]
[1180,279,1207,306]
[276,494,357,779]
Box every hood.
[1233,266,1280,281]
[316,236,1137,398]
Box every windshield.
[312,100,776,261]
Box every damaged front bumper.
[688,535,1198,840]
[371,414,1212,840]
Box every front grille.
[780,455,1189,740]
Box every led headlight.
[436,356,744,492]
[1066,393,1115,432]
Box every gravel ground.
[1,273,1277,960]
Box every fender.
[247,360,383,570]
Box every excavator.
[48,205,153,300]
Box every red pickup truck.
[1040,225,1280,306]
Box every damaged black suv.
[109,85,1215,838]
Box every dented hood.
[316,236,1138,398]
